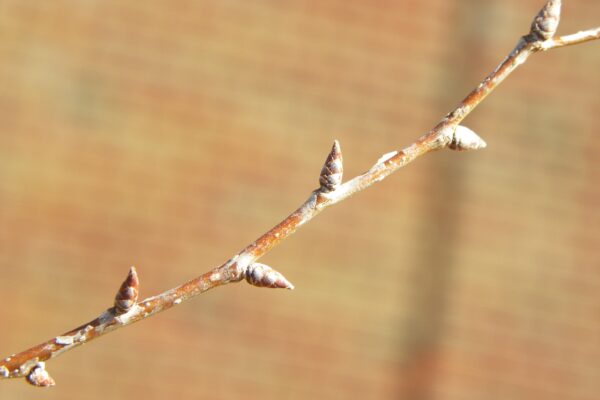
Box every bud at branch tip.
[319,140,343,192]
[530,0,561,41]
[114,266,139,314]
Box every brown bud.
[114,266,139,314]
[319,140,343,192]
[246,263,294,290]
[26,363,55,388]
[530,0,561,41]
[448,125,487,151]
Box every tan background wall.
[0,1,599,399]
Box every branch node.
[530,0,561,41]
[26,362,55,388]
[319,140,343,192]
[114,266,139,314]
[448,125,487,151]
[245,263,294,290]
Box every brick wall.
[0,1,599,399]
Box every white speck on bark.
[377,151,398,164]
[55,336,75,345]
[115,306,141,324]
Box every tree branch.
[541,27,600,50]
[1,0,598,387]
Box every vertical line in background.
[396,1,496,399]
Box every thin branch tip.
[319,140,343,192]
[114,266,140,314]
[541,27,600,50]
[246,263,295,289]
[530,0,561,41]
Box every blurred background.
[0,1,599,399]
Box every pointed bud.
[114,267,139,314]
[26,363,55,388]
[319,140,343,192]
[448,125,487,151]
[246,263,294,290]
[530,0,561,41]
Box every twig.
[1,0,598,387]
[540,27,600,50]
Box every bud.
[114,266,139,314]
[530,0,561,41]
[319,140,343,192]
[246,263,294,289]
[26,363,55,388]
[448,125,487,151]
